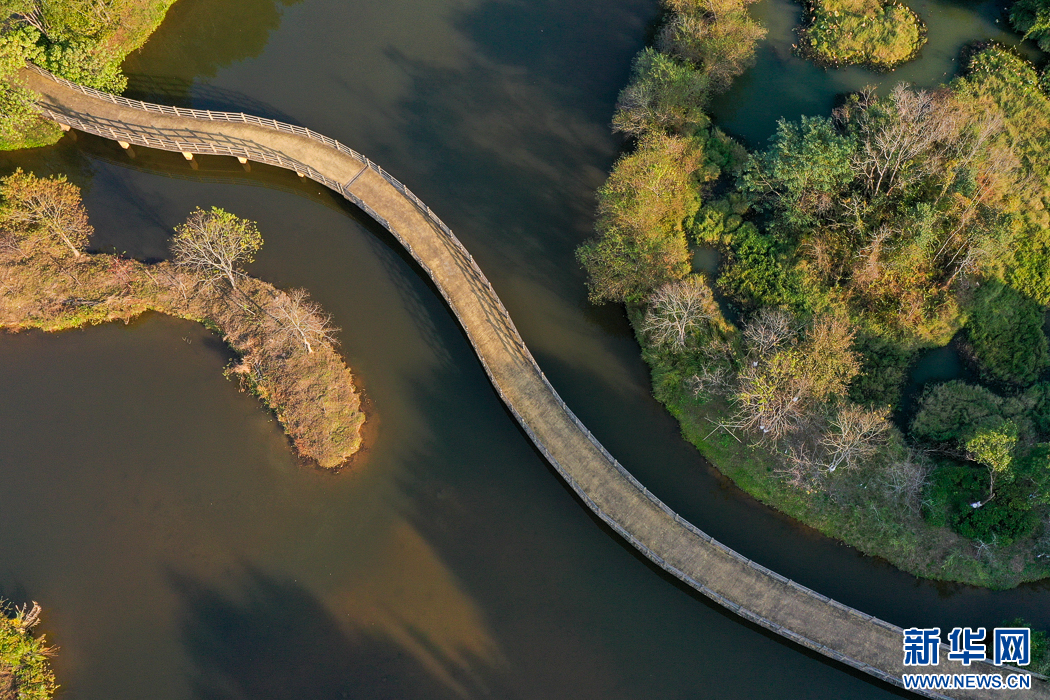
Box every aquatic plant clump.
[800,0,927,70]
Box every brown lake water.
[0,0,1047,697]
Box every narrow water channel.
[0,0,1047,697]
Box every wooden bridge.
[22,65,1046,699]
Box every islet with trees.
[579,0,1050,589]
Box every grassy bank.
[799,0,926,70]
[652,366,1050,589]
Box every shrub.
[578,131,707,303]
[658,0,766,91]
[848,333,916,409]
[911,381,1004,444]
[612,48,711,136]
[717,222,798,308]
[966,280,1049,386]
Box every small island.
[800,0,926,70]
[0,170,365,468]
[581,0,1050,588]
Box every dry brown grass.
[0,235,364,468]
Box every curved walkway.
[22,66,1045,700]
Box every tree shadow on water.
[168,566,514,700]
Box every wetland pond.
[0,0,1047,697]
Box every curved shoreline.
[20,65,1046,699]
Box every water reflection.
[122,0,304,85]
[172,542,505,700]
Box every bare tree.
[170,207,262,290]
[641,276,717,351]
[270,288,338,354]
[732,311,859,440]
[742,307,794,357]
[818,405,890,472]
[878,448,931,517]
[846,84,966,198]
[0,169,93,258]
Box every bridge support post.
[59,124,70,132]
[181,152,193,161]
[237,156,248,164]
[118,141,130,149]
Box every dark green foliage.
[717,222,797,308]
[911,380,1004,444]
[925,456,1039,546]
[743,116,854,232]
[915,380,1050,543]
[848,333,916,409]
[1004,619,1050,676]
[1010,0,1050,51]
[967,280,1049,386]
[955,495,1038,544]
[1029,383,1050,437]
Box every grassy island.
[0,170,364,468]
[0,0,178,149]
[0,601,56,700]
[583,0,1050,589]
[799,0,926,70]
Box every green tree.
[743,116,854,231]
[171,207,262,290]
[966,280,1049,386]
[612,48,710,136]
[1011,0,1050,51]
[578,131,705,303]
[0,28,60,148]
[911,381,1005,444]
[966,419,1018,505]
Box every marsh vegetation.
[582,0,1050,587]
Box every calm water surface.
[0,0,1047,697]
